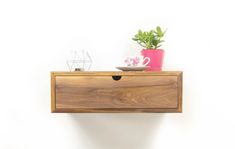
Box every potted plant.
[132,26,166,71]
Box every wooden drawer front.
[51,72,182,113]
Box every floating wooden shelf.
[51,71,183,113]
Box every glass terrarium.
[66,50,92,71]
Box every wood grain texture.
[51,71,183,113]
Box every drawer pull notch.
[112,76,122,81]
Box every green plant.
[132,26,166,49]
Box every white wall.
[1,0,235,148]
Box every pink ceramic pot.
[141,49,164,71]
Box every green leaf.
[157,44,162,48]
[132,38,138,41]
[152,39,157,46]
[156,26,163,37]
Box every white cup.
[124,56,150,67]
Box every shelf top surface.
[51,71,182,76]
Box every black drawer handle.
[112,76,122,81]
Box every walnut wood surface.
[51,71,182,113]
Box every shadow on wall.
[69,114,164,149]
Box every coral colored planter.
[141,49,164,71]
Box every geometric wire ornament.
[66,49,92,71]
